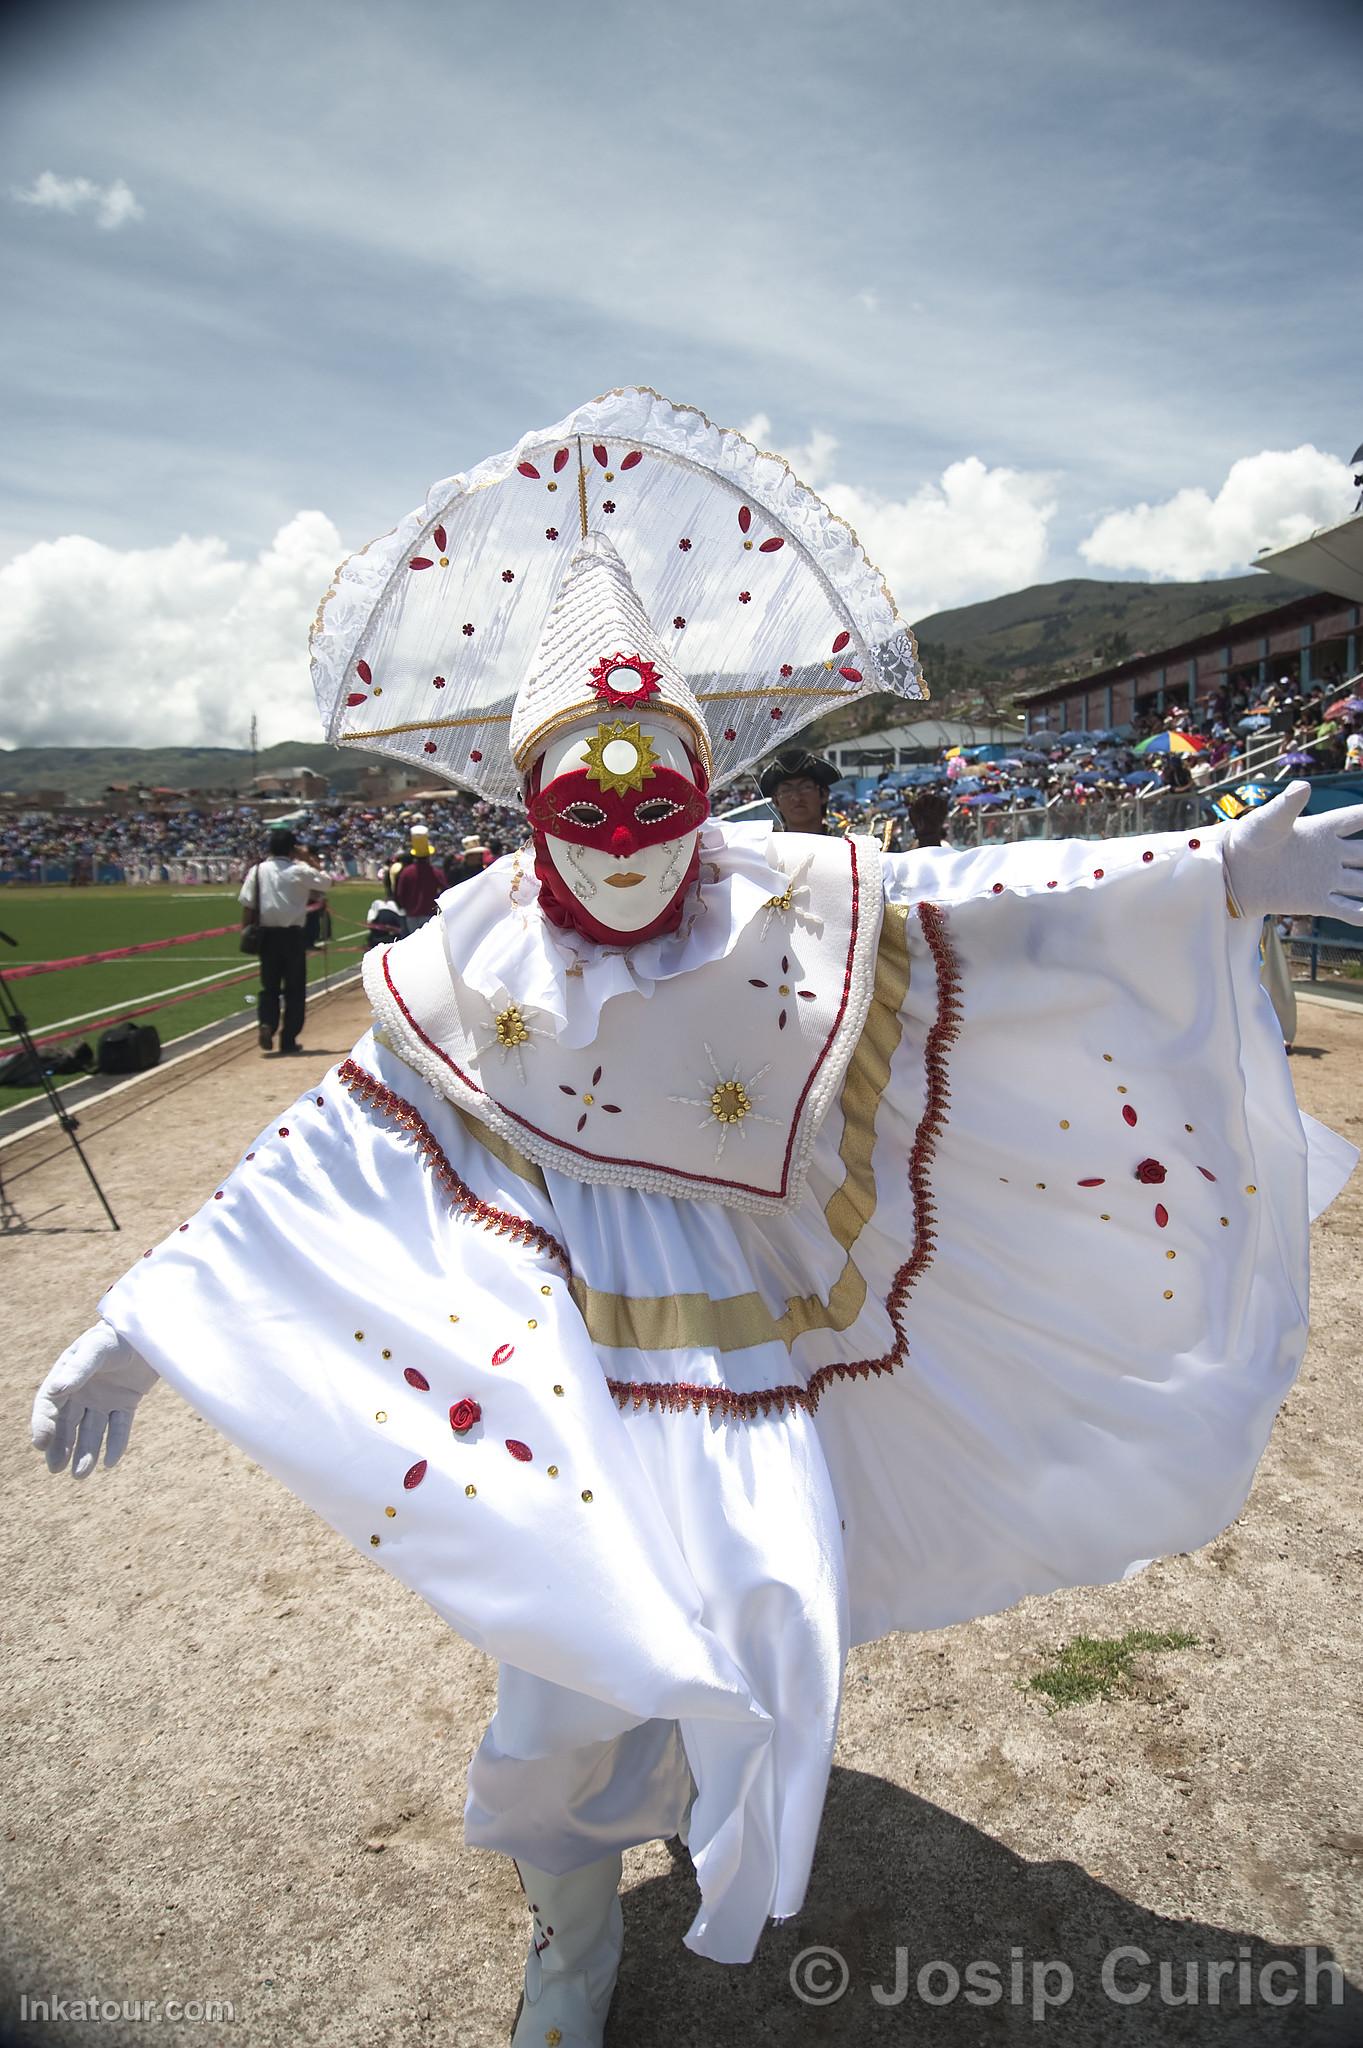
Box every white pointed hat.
[509,533,711,778]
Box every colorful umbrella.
[1325,695,1363,720]
[1133,731,1207,755]
[1277,750,1316,768]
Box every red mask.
[527,764,710,857]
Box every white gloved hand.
[31,1322,159,1478]
[1223,781,1363,923]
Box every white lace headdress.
[311,388,927,807]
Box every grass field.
[0,883,378,1095]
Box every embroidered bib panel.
[365,833,884,1211]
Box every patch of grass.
[1023,1629,1199,1711]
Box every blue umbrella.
[1123,770,1159,787]
[1238,714,1273,732]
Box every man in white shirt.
[238,829,334,1054]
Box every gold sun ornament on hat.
[582,721,659,797]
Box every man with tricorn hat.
[31,391,1363,2047]
[757,747,840,835]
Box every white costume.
[35,394,1363,2035]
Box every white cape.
[102,823,1354,1963]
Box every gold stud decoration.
[710,1079,751,1125]
[495,1004,531,1050]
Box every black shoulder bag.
[240,862,264,954]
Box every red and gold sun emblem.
[589,653,662,709]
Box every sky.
[2,0,1360,750]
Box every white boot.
[510,1851,624,2048]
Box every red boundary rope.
[6,924,241,979]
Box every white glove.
[1223,781,1363,923]
[31,1322,158,1478]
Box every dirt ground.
[2,980,1360,2048]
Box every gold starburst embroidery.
[671,1046,780,1162]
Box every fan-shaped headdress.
[311,388,926,805]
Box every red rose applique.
[449,1398,482,1434]
[1134,1159,1166,1185]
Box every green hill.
[0,739,367,802]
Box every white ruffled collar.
[440,821,790,1051]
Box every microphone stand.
[0,928,119,1232]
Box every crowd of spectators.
[0,790,527,887]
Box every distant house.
[822,717,1016,774]
[253,766,329,801]
[356,762,429,802]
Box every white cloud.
[823,458,1057,620]
[1078,445,1355,580]
[12,171,144,230]
[855,289,879,314]
[740,419,1058,617]
[0,513,343,749]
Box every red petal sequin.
[620,450,642,469]
[356,659,372,685]
[1077,1178,1106,1187]
[492,1343,515,1367]
[517,462,541,479]
[553,448,570,473]
[432,526,447,553]
[1122,1105,1138,1126]
[738,505,752,533]
[408,557,433,570]
[346,692,367,706]
[403,1368,430,1390]
[832,631,850,653]
[1154,1204,1169,1228]
[838,666,863,682]
[592,443,608,467]
[1198,1166,1217,1181]
[404,1459,428,1489]
[759,537,784,552]
[505,1440,533,1462]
